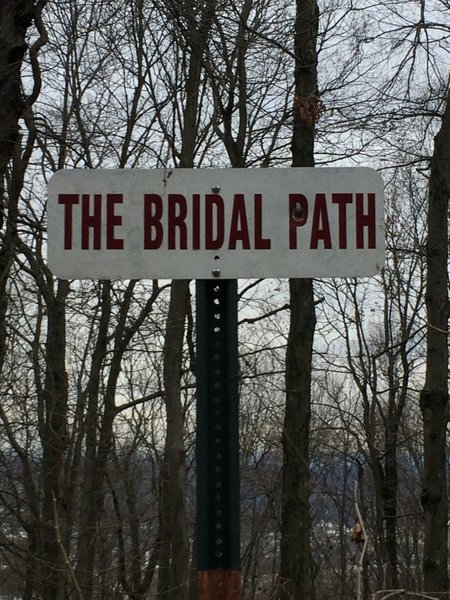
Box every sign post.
[196,279,240,599]
[48,166,384,600]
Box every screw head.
[212,269,221,277]
[212,186,220,193]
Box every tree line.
[0,0,448,599]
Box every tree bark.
[280,278,316,600]
[158,4,215,598]
[279,1,319,598]
[74,281,112,599]
[419,86,450,596]
[0,0,35,377]
[159,281,191,600]
[39,279,70,600]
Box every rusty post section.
[197,570,241,600]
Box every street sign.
[48,167,384,279]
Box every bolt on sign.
[48,167,384,279]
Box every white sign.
[47,168,384,279]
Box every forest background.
[0,0,448,599]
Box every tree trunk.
[419,86,450,595]
[280,278,316,600]
[158,4,215,598]
[75,281,157,599]
[382,415,400,589]
[75,282,112,599]
[40,279,70,600]
[0,0,34,376]
[279,1,319,598]
[159,281,191,600]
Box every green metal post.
[196,279,240,599]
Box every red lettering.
[58,194,79,250]
[192,194,200,250]
[356,193,376,248]
[228,194,250,249]
[82,194,102,249]
[205,194,224,250]
[106,194,124,249]
[289,194,308,249]
[310,194,331,249]
[144,194,163,249]
[332,193,352,249]
[254,194,271,249]
[168,194,187,249]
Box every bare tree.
[0,0,47,384]
[278,1,319,598]
[419,80,450,596]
